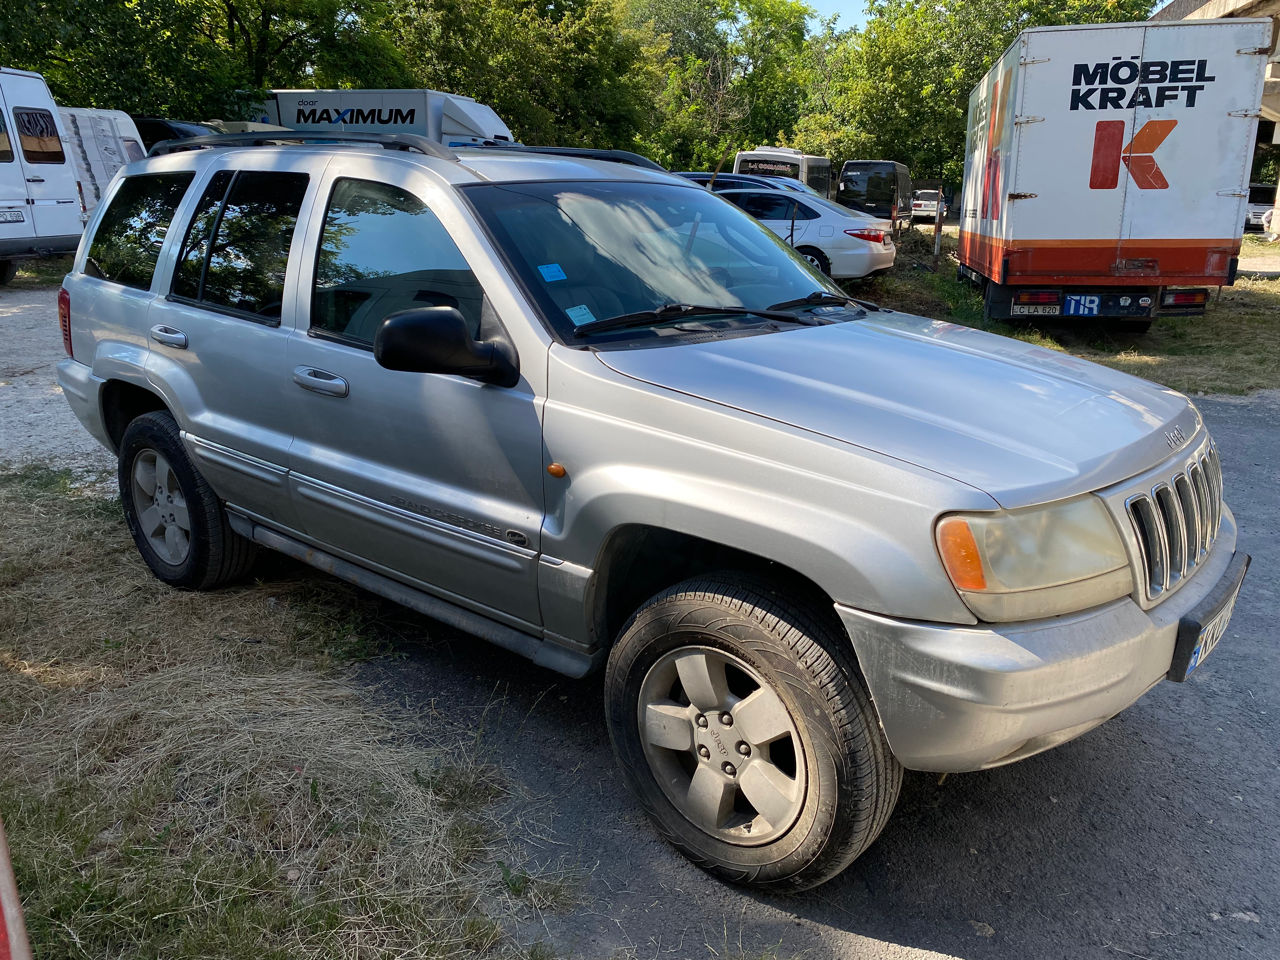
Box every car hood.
[594,314,1201,508]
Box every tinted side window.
[173,170,234,300]
[13,108,65,163]
[0,113,12,163]
[199,171,309,319]
[312,178,480,346]
[729,193,796,221]
[85,172,195,290]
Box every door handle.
[25,177,45,183]
[292,366,349,398]
[149,324,188,349]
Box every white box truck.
[0,67,85,284]
[958,19,1271,326]
[254,88,514,147]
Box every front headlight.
[935,496,1133,622]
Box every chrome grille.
[1126,446,1223,599]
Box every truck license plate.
[1063,295,1101,316]
[0,210,25,223]
[1011,304,1060,315]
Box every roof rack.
[464,142,666,171]
[147,131,458,161]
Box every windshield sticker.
[565,304,596,325]
[537,263,567,282]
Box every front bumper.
[838,507,1242,772]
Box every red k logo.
[1089,119,1177,190]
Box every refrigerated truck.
[958,19,1271,325]
[254,88,514,147]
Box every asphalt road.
[4,282,1277,960]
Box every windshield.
[462,180,847,341]
[1249,184,1276,205]
[915,191,939,201]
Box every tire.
[797,247,831,276]
[604,575,902,891]
[118,411,257,589]
[0,260,17,285]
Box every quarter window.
[84,172,195,290]
[311,178,481,346]
[13,108,65,164]
[173,170,309,320]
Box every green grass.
[0,466,567,960]
[9,254,74,289]
[851,229,1280,395]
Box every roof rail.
[147,131,458,161]
[464,142,666,171]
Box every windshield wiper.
[767,290,878,312]
[572,303,809,337]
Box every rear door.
[724,191,811,245]
[0,84,35,250]
[1117,21,1268,283]
[4,74,82,241]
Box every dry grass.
[855,231,1280,395]
[8,254,74,290]
[0,467,565,959]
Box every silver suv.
[57,133,1250,891]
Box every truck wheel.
[118,411,257,589]
[797,247,831,276]
[604,575,902,891]
[0,261,17,285]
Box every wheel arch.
[101,379,170,453]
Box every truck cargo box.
[958,19,1270,322]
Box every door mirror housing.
[374,306,519,388]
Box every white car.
[910,189,948,222]
[718,189,895,279]
[1245,183,1275,231]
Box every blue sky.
[806,0,869,31]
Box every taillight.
[1014,290,1061,305]
[1162,289,1208,306]
[58,287,73,358]
[846,228,886,244]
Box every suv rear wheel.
[118,411,256,589]
[604,575,902,891]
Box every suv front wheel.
[604,575,902,891]
[118,411,257,589]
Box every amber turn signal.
[546,462,567,478]
[936,516,987,592]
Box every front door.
[8,102,81,240]
[284,159,545,629]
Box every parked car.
[910,189,948,222]
[131,117,216,152]
[58,107,146,213]
[718,188,895,278]
[836,160,912,233]
[1245,183,1276,231]
[677,171,817,194]
[0,67,84,284]
[57,132,1249,892]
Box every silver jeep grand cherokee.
[56,133,1250,890]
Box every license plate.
[1063,295,1101,316]
[1168,553,1249,682]
[0,210,25,223]
[1012,304,1060,315]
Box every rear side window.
[0,113,12,163]
[13,108,65,163]
[311,178,480,346]
[172,170,309,320]
[85,172,195,290]
[727,193,815,222]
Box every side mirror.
[374,306,519,388]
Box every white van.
[59,107,145,213]
[0,67,83,284]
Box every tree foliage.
[1,0,1159,180]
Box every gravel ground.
[3,282,1276,960]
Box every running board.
[231,515,599,678]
